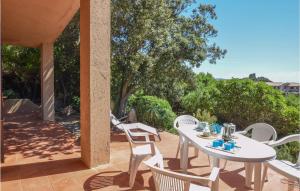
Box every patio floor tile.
[0,117,296,191]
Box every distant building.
[266,82,300,94]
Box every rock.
[128,108,137,123]
[62,105,76,116]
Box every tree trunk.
[60,77,67,107]
[117,77,133,117]
[32,80,37,102]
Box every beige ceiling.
[1,0,80,48]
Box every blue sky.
[185,0,299,82]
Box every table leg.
[254,163,262,191]
[245,162,253,188]
[180,136,188,173]
[212,158,220,191]
[287,180,294,191]
[213,157,220,167]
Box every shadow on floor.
[83,170,155,191]
[3,118,80,161]
[1,157,87,182]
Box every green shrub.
[285,94,300,110]
[71,96,80,111]
[194,109,217,124]
[273,106,300,136]
[3,89,18,98]
[276,142,300,163]
[128,95,176,131]
[181,73,218,114]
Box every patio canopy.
[2,0,80,47]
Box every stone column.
[0,0,4,163]
[80,0,111,168]
[41,43,55,121]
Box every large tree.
[111,0,226,115]
[2,45,41,102]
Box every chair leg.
[129,156,143,187]
[211,174,220,191]
[223,159,227,169]
[194,147,199,157]
[175,139,181,158]
[128,154,133,172]
[287,179,295,191]
[261,164,268,190]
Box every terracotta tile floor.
[0,117,295,191]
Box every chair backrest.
[174,115,199,129]
[269,134,300,165]
[244,123,277,142]
[110,111,124,130]
[144,154,199,191]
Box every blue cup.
[216,124,223,134]
[224,143,232,151]
[210,125,216,133]
[212,124,222,134]
[212,140,220,147]
[228,141,235,149]
[218,139,224,146]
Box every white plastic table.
[177,127,276,191]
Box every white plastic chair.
[122,125,160,187]
[174,115,210,165]
[236,123,277,186]
[237,123,277,143]
[144,154,220,191]
[262,134,300,191]
[110,111,161,141]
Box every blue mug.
[224,143,232,151]
[218,139,224,146]
[228,141,235,149]
[212,124,222,134]
[212,140,220,147]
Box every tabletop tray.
[197,133,218,140]
[206,145,240,154]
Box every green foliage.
[180,76,299,138]
[248,73,271,82]
[1,12,80,107]
[181,73,218,113]
[128,95,176,131]
[2,45,40,102]
[276,142,300,163]
[3,89,18,99]
[71,96,80,111]
[142,67,195,112]
[54,12,80,106]
[194,109,217,124]
[214,79,300,136]
[273,106,300,136]
[285,94,300,110]
[111,1,226,115]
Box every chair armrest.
[208,167,220,182]
[129,132,150,141]
[261,140,272,144]
[267,134,300,147]
[118,115,128,122]
[132,141,156,155]
[131,140,153,145]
